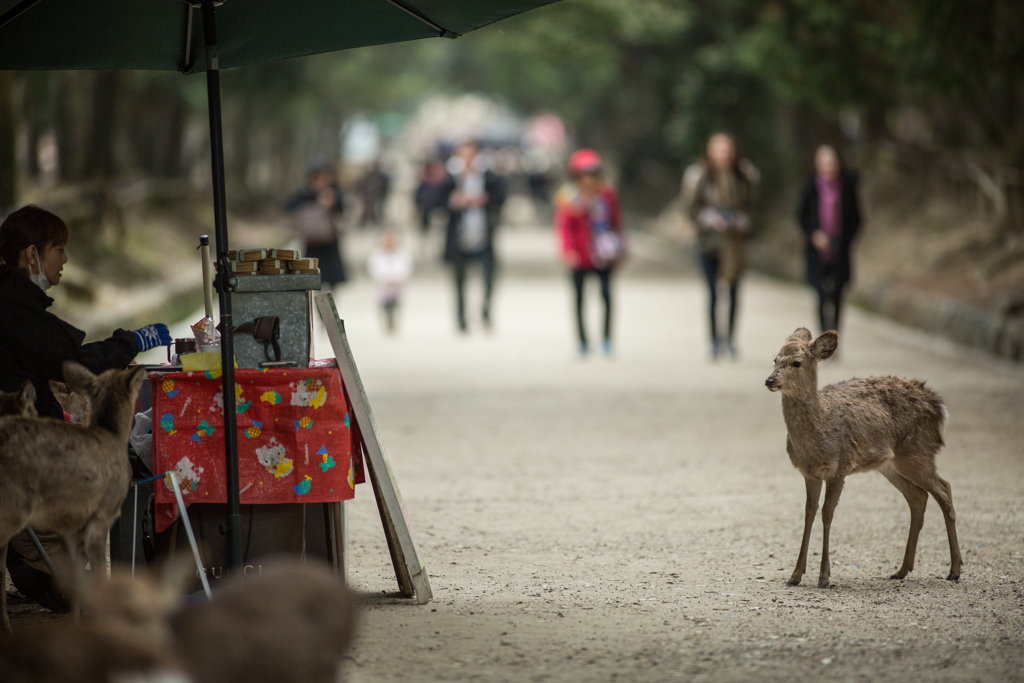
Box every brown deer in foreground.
[0,559,356,683]
[170,560,357,683]
[765,328,962,588]
[0,362,146,629]
[0,562,195,682]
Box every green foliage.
[8,0,1022,206]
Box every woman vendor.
[0,204,170,610]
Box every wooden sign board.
[315,292,432,604]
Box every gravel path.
[317,227,1024,683]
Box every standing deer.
[765,328,962,588]
[0,362,146,629]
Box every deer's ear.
[788,327,813,343]
[126,365,148,394]
[19,380,36,416]
[811,331,839,360]
[62,362,97,395]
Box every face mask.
[28,247,51,292]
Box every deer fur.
[0,381,37,417]
[0,362,147,630]
[766,327,962,588]
[0,620,189,683]
[1,559,355,683]
[0,563,193,683]
[170,560,357,683]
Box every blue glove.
[131,323,172,353]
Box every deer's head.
[765,328,837,394]
[63,362,147,436]
[0,380,37,417]
[80,560,195,648]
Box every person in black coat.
[797,145,862,334]
[0,205,169,611]
[438,141,507,332]
[286,164,348,287]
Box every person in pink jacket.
[555,149,626,356]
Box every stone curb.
[851,281,1024,363]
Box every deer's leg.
[931,477,962,581]
[788,478,822,586]
[82,522,110,578]
[58,532,88,622]
[879,465,928,579]
[901,465,962,581]
[817,478,845,588]
[1,542,9,632]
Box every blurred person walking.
[358,159,391,228]
[367,229,413,334]
[555,149,625,356]
[797,144,862,334]
[441,141,507,333]
[286,164,348,288]
[415,158,447,235]
[681,133,759,360]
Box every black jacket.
[797,170,862,290]
[439,170,507,263]
[0,264,137,418]
[284,184,344,216]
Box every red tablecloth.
[150,363,361,532]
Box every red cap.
[567,148,602,174]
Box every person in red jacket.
[555,149,626,356]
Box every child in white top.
[367,230,413,333]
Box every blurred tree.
[3,0,1021,221]
[84,72,119,179]
[0,71,15,209]
[19,73,52,180]
[127,73,190,178]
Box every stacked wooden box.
[224,249,320,276]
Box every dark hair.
[0,205,69,268]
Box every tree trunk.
[0,72,17,211]
[56,72,88,182]
[20,73,51,180]
[84,71,119,179]
[231,89,252,191]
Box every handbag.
[593,231,623,266]
[293,203,335,244]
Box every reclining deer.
[0,362,146,629]
[765,328,962,588]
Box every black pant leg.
[598,268,612,341]
[700,254,720,345]
[727,282,739,343]
[818,272,839,332]
[572,269,587,345]
[833,284,844,330]
[481,251,495,322]
[454,254,468,329]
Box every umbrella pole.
[202,0,243,573]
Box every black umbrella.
[0,0,560,570]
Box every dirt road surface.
[315,226,1023,683]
